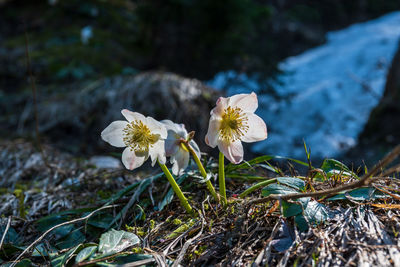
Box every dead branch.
[248,145,400,206]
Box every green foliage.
[75,245,97,263]
[98,229,140,256]
[262,183,330,231]
[327,187,388,201]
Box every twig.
[116,257,156,267]
[172,217,205,267]
[11,205,118,267]
[248,145,400,206]
[73,253,120,267]
[0,216,12,250]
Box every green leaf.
[75,245,97,263]
[261,184,298,197]
[277,177,305,191]
[53,224,74,239]
[0,258,32,267]
[98,229,140,256]
[88,213,115,229]
[319,159,358,179]
[51,244,83,267]
[35,207,96,231]
[107,173,163,229]
[281,198,310,217]
[104,173,163,205]
[294,214,309,232]
[0,226,19,245]
[328,187,387,201]
[226,155,309,172]
[303,200,329,225]
[56,228,85,250]
[0,244,24,259]
[114,253,153,264]
[262,184,309,218]
[31,243,58,257]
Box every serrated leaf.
[88,213,115,229]
[303,200,329,224]
[294,214,309,232]
[56,228,85,250]
[31,243,58,257]
[51,244,83,267]
[277,177,305,190]
[53,224,74,239]
[318,159,358,179]
[98,229,140,256]
[114,253,153,264]
[261,184,298,197]
[281,198,310,217]
[328,187,387,201]
[0,226,18,245]
[75,245,97,263]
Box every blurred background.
[1,0,400,165]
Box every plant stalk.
[182,142,219,203]
[158,161,194,215]
[239,178,277,198]
[219,152,227,206]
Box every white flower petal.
[205,116,221,148]
[122,147,147,170]
[160,119,176,131]
[149,140,166,166]
[228,92,258,113]
[171,149,190,175]
[121,109,146,122]
[101,120,128,147]
[161,120,187,138]
[241,114,268,143]
[164,134,179,157]
[146,116,168,139]
[218,140,244,164]
[189,140,201,160]
[210,96,229,117]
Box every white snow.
[208,12,400,159]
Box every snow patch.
[208,12,400,159]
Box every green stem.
[182,142,219,203]
[158,161,194,215]
[239,178,277,198]
[219,152,227,206]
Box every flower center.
[219,106,248,142]
[123,120,158,152]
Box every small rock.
[89,156,121,169]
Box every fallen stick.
[248,145,400,206]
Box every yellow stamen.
[123,120,158,152]
[219,106,248,142]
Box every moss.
[172,218,182,225]
[131,247,144,254]
[166,219,196,239]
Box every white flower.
[101,109,167,170]
[161,120,201,175]
[205,92,267,164]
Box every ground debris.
[2,139,400,266]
